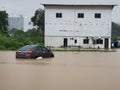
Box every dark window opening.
[75,39,77,44]
[83,39,89,44]
[70,38,74,40]
[56,13,62,18]
[95,13,101,18]
[78,13,84,18]
[96,39,103,44]
[42,47,49,52]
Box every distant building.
[8,15,24,30]
[43,3,116,49]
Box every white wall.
[45,5,112,37]
[45,36,111,48]
[44,5,113,48]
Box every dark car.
[16,45,54,58]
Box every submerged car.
[16,45,54,58]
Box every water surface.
[0,50,120,90]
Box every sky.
[0,0,120,31]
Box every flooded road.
[0,50,120,90]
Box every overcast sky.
[0,0,120,30]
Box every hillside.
[112,22,120,40]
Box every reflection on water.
[0,49,120,90]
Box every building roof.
[42,3,117,8]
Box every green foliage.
[0,10,8,36]
[0,33,30,50]
[0,28,44,50]
[31,9,44,31]
[8,28,25,38]
[25,28,44,44]
[112,22,120,40]
[0,10,44,50]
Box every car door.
[34,46,43,57]
[41,47,50,58]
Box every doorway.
[104,38,109,49]
[63,38,68,47]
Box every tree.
[25,28,44,45]
[8,28,25,39]
[0,11,8,36]
[31,8,44,31]
[112,22,120,40]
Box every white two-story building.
[43,3,116,49]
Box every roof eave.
[41,3,117,7]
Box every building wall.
[45,36,111,48]
[45,5,113,48]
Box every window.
[96,39,103,44]
[78,13,84,18]
[95,13,101,18]
[74,39,77,44]
[42,47,49,52]
[56,13,62,18]
[83,39,89,44]
[36,46,42,51]
[70,38,74,40]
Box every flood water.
[0,49,120,90]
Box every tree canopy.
[0,11,8,35]
[31,9,44,31]
[112,22,120,40]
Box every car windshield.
[19,45,35,51]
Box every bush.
[0,28,44,50]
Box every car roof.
[19,45,45,51]
[25,45,43,47]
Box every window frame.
[95,13,101,18]
[78,13,84,18]
[74,39,77,44]
[96,39,103,44]
[83,39,89,44]
[56,13,62,18]
[41,47,49,52]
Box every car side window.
[35,46,42,51]
[42,47,49,52]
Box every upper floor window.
[78,13,84,18]
[95,13,101,18]
[56,13,62,18]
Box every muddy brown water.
[0,50,120,90]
